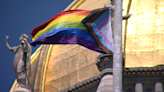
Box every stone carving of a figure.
[5,34,31,90]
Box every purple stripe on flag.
[95,16,113,47]
[30,35,105,53]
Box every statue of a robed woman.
[5,34,31,91]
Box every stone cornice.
[124,65,164,76]
[60,74,101,92]
[60,65,164,92]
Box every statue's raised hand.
[5,35,9,42]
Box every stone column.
[96,54,113,92]
[155,82,163,92]
[135,83,143,92]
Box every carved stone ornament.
[96,53,113,76]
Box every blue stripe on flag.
[34,27,95,43]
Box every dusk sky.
[0,0,72,91]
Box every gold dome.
[10,0,164,92]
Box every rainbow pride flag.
[30,7,113,54]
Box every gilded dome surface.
[10,0,164,92]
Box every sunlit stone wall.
[123,0,164,67]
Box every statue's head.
[20,34,30,43]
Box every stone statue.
[5,34,31,91]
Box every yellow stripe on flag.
[33,14,86,40]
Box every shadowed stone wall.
[45,45,100,91]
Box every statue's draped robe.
[12,44,31,88]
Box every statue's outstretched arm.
[5,36,18,52]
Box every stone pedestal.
[96,54,113,92]
[12,87,30,92]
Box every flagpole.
[111,0,123,92]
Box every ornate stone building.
[10,0,164,92]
